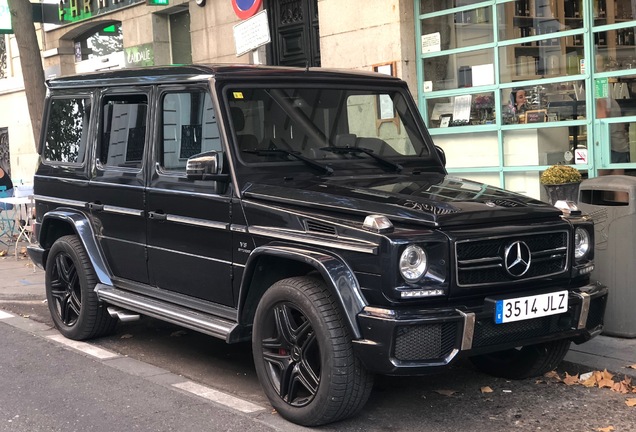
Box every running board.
[96,284,237,342]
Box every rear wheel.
[252,276,373,426]
[470,339,571,379]
[45,235,116,340]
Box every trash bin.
[578,175,636,338]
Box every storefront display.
[416,0,636,200]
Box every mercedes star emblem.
[504,241,532,277]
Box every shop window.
[419,0,484,14]
[427,91,496,128]
[43,97,91,165]
[423,48,494,92]
[74,23,123,62]
[497,0,584,44]
[420,6,493,53]
[594,25,636,72]
[498,34,585,83]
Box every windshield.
[225,86,430,168]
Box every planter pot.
[542,182,581,205]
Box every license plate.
[495,291,568,324]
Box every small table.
[0,196,34,259]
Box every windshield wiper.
[320,146,403,173]
[243,149,333,175]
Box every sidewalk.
[0,244,635,379]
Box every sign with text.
[0,0,12,34]
[56,0,143,25]
[124,43,154,68]
[233,9,270,56]
[526,109,547,123]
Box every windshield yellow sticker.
[233,92,244,99]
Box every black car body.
[28,65,607,426]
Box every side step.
[96,284,237,342]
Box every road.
[0,262,635,431]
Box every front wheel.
[252,276,373,426]
[470,339,572,379]
[45,235,116,340]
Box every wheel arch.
[39,209,113,286]
[238,244,368,339]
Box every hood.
[241,173,562,228]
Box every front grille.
[472,313,573,348]
[455,231,569,287]
[393,322,457,361]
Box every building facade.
[1,0,635,201]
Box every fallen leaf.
[120,334,133,339]
[612,382,630,394]
[598,378,615,389]
[480,386,493,393]
[563,372,579,386]
[596,427,615,432]
[544,371,561,381]
[628,364,636,370]
[434,389,457,397]
[602,369,615,381]
[0,250,6,257]
[627,398,636,407]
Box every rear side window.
[98,94,148,170]
[43,97,91,165]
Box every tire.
[252,276,373,426]
[45,235,117,340]
[470,339,572,380]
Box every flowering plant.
[540,164,582,185]
[473,95,494,109]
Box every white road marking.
[0,310,13,319]
[173,381,265,413]
[47,334,119,359]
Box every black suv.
[29,65,607,426]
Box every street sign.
[233,9,270,56]
[232,0,262,19]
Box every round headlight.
[574,227,591,259]
[399,245,428,283]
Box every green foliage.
[540,164,582,185]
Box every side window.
[43,97,91,164]
[160,91,220,172]
[98,94,148,170]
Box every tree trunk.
[7,0,46,148]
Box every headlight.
[574,227,591,260]
[399,245,428,283]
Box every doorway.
[266,0,320,67]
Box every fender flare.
[39,209,113,286]
[239,244,368,338]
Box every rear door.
[89,89,151,284]
[145,85,234,306]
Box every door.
[267,0,320,67]
[90,89,150,284]
[146,86,234,306]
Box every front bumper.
[352,282,608,375]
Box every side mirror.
[186,151,227,181]
[435,145,447,167]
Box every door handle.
[148,211,167,221]
[87,202,104,211]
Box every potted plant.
[540,164,582,205]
